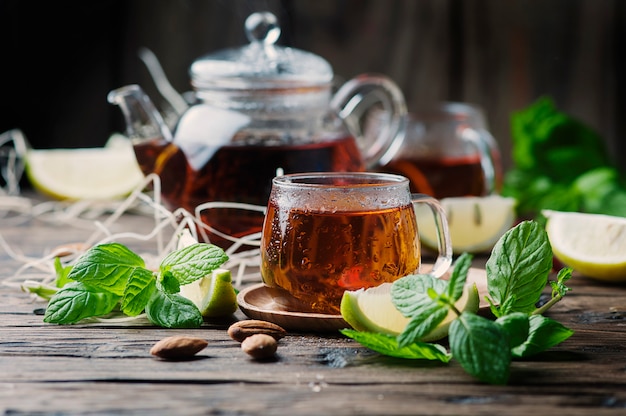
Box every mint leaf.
[44,282,121,324]
[340,329,451,362]
[512,315,574,358]
[449,312,511,385]
[67,243,146,296]
[486,221,553,317]
[551,267,573,299]
[160,243,228,285]
[158,270,181,294]
[145,290,203,328]
[495,312,530,349]
[397,303,448,348]
[121,267,156,316]
[447,253,472,300]
[392,274,447,317]
[53,257,73,288]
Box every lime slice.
[415,195,516,254]
[180,268,238,318]
[24,137,144,200]
[340,281,479,342]
[544,210,626,282]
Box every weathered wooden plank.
[2,205,626,414]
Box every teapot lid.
[190,12,333,91]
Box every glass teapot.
[107,12,406,246]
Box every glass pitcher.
[376,102,502,199]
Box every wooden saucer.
[237,265,489,333]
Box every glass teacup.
[260,172,452,315]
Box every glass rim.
[272,171,409,188]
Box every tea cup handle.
[411,194,453,278]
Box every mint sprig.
[342,220,574,385]
[43,242,228,328]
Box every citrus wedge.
[176,230,238,317]
[179,268,238,318]
[415,195,516,254]
[24,136,144,200]
[544,210,626,282]
[340,281,479,342]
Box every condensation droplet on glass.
[371,270,382,281]
[382,262,398,275]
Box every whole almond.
[150,336,208,360]
[241,333,278,359]
[228,320,287,342]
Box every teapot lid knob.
[190,11,332,91]
[245,12,281,46]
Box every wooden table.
[1,198,626,415]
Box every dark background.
[1,0,624,172]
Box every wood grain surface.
[1,210,626,415]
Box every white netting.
[0,131,264,308]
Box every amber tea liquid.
[132,136,364,247]
[260,201,420,315]
[382,154,487,199]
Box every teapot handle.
[460,126,501,195]
[330,74,407,169]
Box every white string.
[0,175,265,319]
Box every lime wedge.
[340,281,479,342]
[24,138,144,200]
[544,210,626,282]
[415,195,516,254]
[180,268,238,318]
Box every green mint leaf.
[340,329,451,362]
[495,312,530,349]
[22,281,58,300]
[160,243,228,285]
[552,267,573,298]
[392,274,447,317]
[512,315,574,358]
[67,243,146,296]
[158,270,181,294]
[449,312,511,385]
[121,268,156,316]
[44,282,121,324]
[486,221,553,317]
[447,253,472,300]
[145,290,203,328]
[397,303,449,348]
[53,257,73,288]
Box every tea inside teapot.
[108,12,406,248]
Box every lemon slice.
[24,136,144,200]
[415,195,516,254]
[340,281,479,342]
[544,210,626,282]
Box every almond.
[241,333,278,359]
[150,336,208,360]
[228,320,287,342]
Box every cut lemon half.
[544,210,626,282]
[25,136,144,200]
[340,281,479,342]
[415,195,516,254]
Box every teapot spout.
[107,84,173,142]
